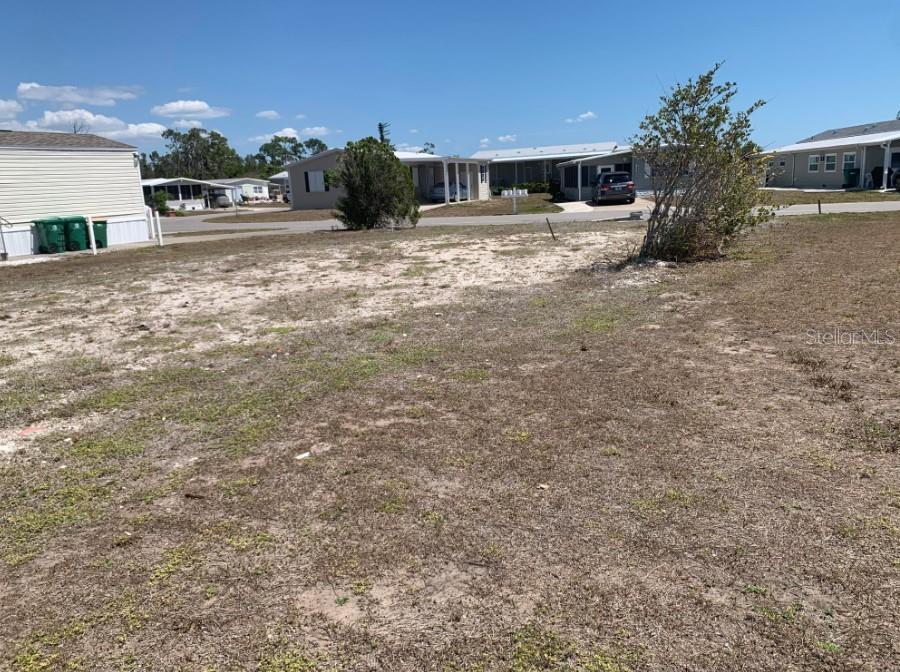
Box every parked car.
[592,172,635,204]
[430,182,468,202]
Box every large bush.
[634,64,770,261]
[332,138,419,230]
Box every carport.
[396,152,489,204]
[141,178,239,211]
[557,147,652,201]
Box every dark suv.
[592,172,635,205]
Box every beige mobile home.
[287,149,490,211]
[767,119,900,190]
[0,130,150,258]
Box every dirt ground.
[0,214,898,671]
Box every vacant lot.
[764,188,900,206]
[1,214,898,670]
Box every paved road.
[159,199,900,242]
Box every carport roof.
[557,146,634,167]
[471,142,618,163]
[141,177,235,189]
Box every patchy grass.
[1,212,899,669]
[421,192,563,217]
[763,188,900,206]
[203,209,337,224]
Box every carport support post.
[882,141,892,190]
[454,162,460,203]
[442,160,450,205]
[577,160,583,201]
[861,146,867,188]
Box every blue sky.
[2,0,899,157]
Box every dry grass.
[1,213,898,670]
[763,188,900,206]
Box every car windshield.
[602,174,631,184]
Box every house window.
[824,154,837,172]
[807,155,820,172]
[767,160,775,168]
[305,170,326,192]
[842,152,856,170]
[564,166,577,185]
[479,164,488,184]
[253,185,263,194]
[779,160,786,167]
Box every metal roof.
[557,146,634,168]
[212,177,273,186]
[470,141,617,162]
[773,130,900,154]
[269,170,289,180]
[0,130,136,151]
[141,177,235,189]
[800,119,900,143]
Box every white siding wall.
[0,148,146,225]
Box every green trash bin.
[91,220,109,249]
[62,216,88,251]
[33,217,67,254]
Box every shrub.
[633,63,770,262]
[146,190,170,214]
[331,137,420,230]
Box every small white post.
[155,211,164,247]
[86,216,98,256]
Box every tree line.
[138,129,328,181]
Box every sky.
[2,0,899,158]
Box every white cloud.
[20,108,165,140]
[295,113,307,120]
[32,108,126,132]
[409,128,419,134]
[397,143,423,152]
[173,119,202,129]
[249,127,299,142]
[17,82,140,107]
[103,123,168,140]
[479,137,490,147]
[256,110,280,120]
[301,126,330,137]
[0,99,23,119]
[497,134,517,143]
[565,110,597,124]
[151,100,229,119]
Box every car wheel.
[627,197,635,204]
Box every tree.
[303,138,328,156]
[331,137,419,230]
[71,119,90,134]
[633,64,769,262]
[257,135,305,169]
[421,142,435,155]
[156,128,242,179]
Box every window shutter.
[304,171,310,192]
